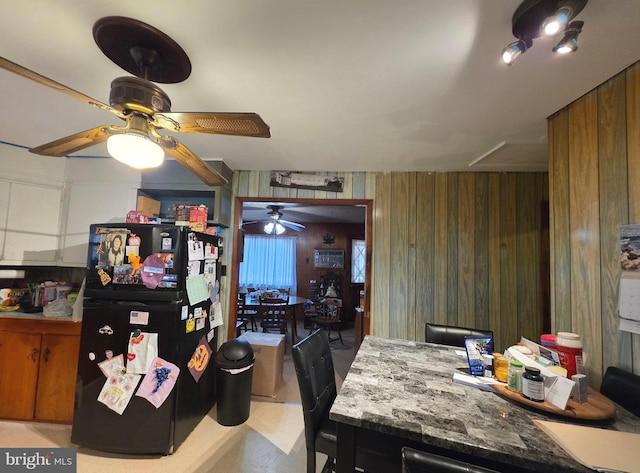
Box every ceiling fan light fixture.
[107,132,165,169]
[553,21,583,54]
[264,222,285,235]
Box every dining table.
[329,335,640,473]
[241,294,307,344]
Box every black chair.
[259,295,288,335]
[600,366,640,417]
[292,329,397,473]
[237,295,257,332]
[401,447,500,473]
[425,323,494,348]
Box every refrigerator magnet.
[135,357,180,409]
[204,243,217,259]
[98,372,141,415]
[161,237,172,251]
[126,332,158,375]
[130,310,149,325]
[188,239,204,261]
[186,315,195,333]
[196,317,205,331]
[188,336,212,382]
[141,255,165,289]
[128,233,141,247]
[181,305,188,321]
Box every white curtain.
[239,235,297,295]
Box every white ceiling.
[1,1,640,175]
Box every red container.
[540,334,557,348]
[555,332,583,378]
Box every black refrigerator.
[71,223,222,454]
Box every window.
[351,239,365,283]
[239,235,297,294]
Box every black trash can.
[215,338,255,426]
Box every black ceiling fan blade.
[29,125,123,157]
[157,135,228,186]
[0,56,126,119]
[154,112,270,138]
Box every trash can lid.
[216,338,255,369]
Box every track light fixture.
[501,0,587,65]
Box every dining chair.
[237,294,258,332]
[292,329,396,473]
[309,297,344,345]
[600,366,640,417]
[425,323,494,348]
[401,447,500,473]
[259,294,289,335]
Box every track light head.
[553,20,584,54]
[501,39,531,65]
[543,5,572,36]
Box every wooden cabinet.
[0,317,81,423]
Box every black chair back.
[600,366,640,417]
[292,329,337,451]
[425,323,493,348]
[402,447,500,473]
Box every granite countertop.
[330,335,640,473]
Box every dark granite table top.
[330,335,640,473]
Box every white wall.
[0,143,141,266]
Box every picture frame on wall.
[314,249,345,269]
[270,171,344,193]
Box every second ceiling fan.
[246,205,305,234]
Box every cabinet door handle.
[31,347,39,362]
[43,347,50,362]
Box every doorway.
[227,197,373,341]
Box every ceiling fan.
[0,16,270,186]
[245,205,306,234]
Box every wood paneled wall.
[229,170,548,353]
[372,172,548,352]
[548,61,640,383]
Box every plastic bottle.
[522,366,545,402]
[507,360,524,392]
[556,332,584,378]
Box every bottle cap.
[525,366,541,375]
[509,360,523,368]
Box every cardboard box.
[189,204,208,232]
[136,196,161,217]
[174,204,191,226]
[238,332,285,397]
